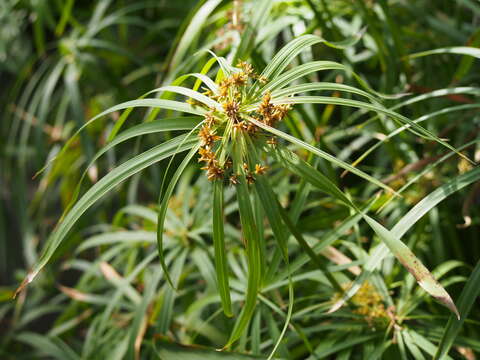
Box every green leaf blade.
[213,180,233,317]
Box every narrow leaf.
[434,259,480,359]
[247,116,398,195]
[15,135,196,296]
[213,180,233,317]
[157,145,200,288]
[407,46,480,60]
[363,215,459,318]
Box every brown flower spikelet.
[191,61,292,181]
[198,125,221,147]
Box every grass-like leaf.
[157,145,200,288]
[363,215,459,318]
[330,166,480,312]
[272,96,474,165]
[247,116,398,195]
[213,180,233,317]
[15,135,197,296]
[226,136,262,348]
[407,46,480,60]
[434,259,480,359]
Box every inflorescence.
[191,61,292,184]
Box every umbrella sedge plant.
[14,34,470,347]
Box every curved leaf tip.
[13,270,38,299]
[405,260,460,320]
[364,215,460,319]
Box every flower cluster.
[193,61,292,184]
[330,281,396,330]
[349,282,392,329]
[257,91,291,127]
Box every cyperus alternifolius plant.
[15,34,465,347]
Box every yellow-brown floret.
[190,61,292,182]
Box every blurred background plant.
[1,0,480,359]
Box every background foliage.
[1,0,479,359]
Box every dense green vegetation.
[1,0,480,359]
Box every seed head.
[237,60,255,77]
[229,174,239,185]
[258,91,274,119]
[266,137,277,146]
[233,120,248,131]
[198,146,216,164]
[223,100,240,122]
[204,111,217,127]
[254,164,268,175]
[230,72,248,87]
[246,173,255,185]
[201,164,224,181]
[218,79,231,99]
[198,125,221,147]
[257,75,268,84]
[246,122,258,134]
